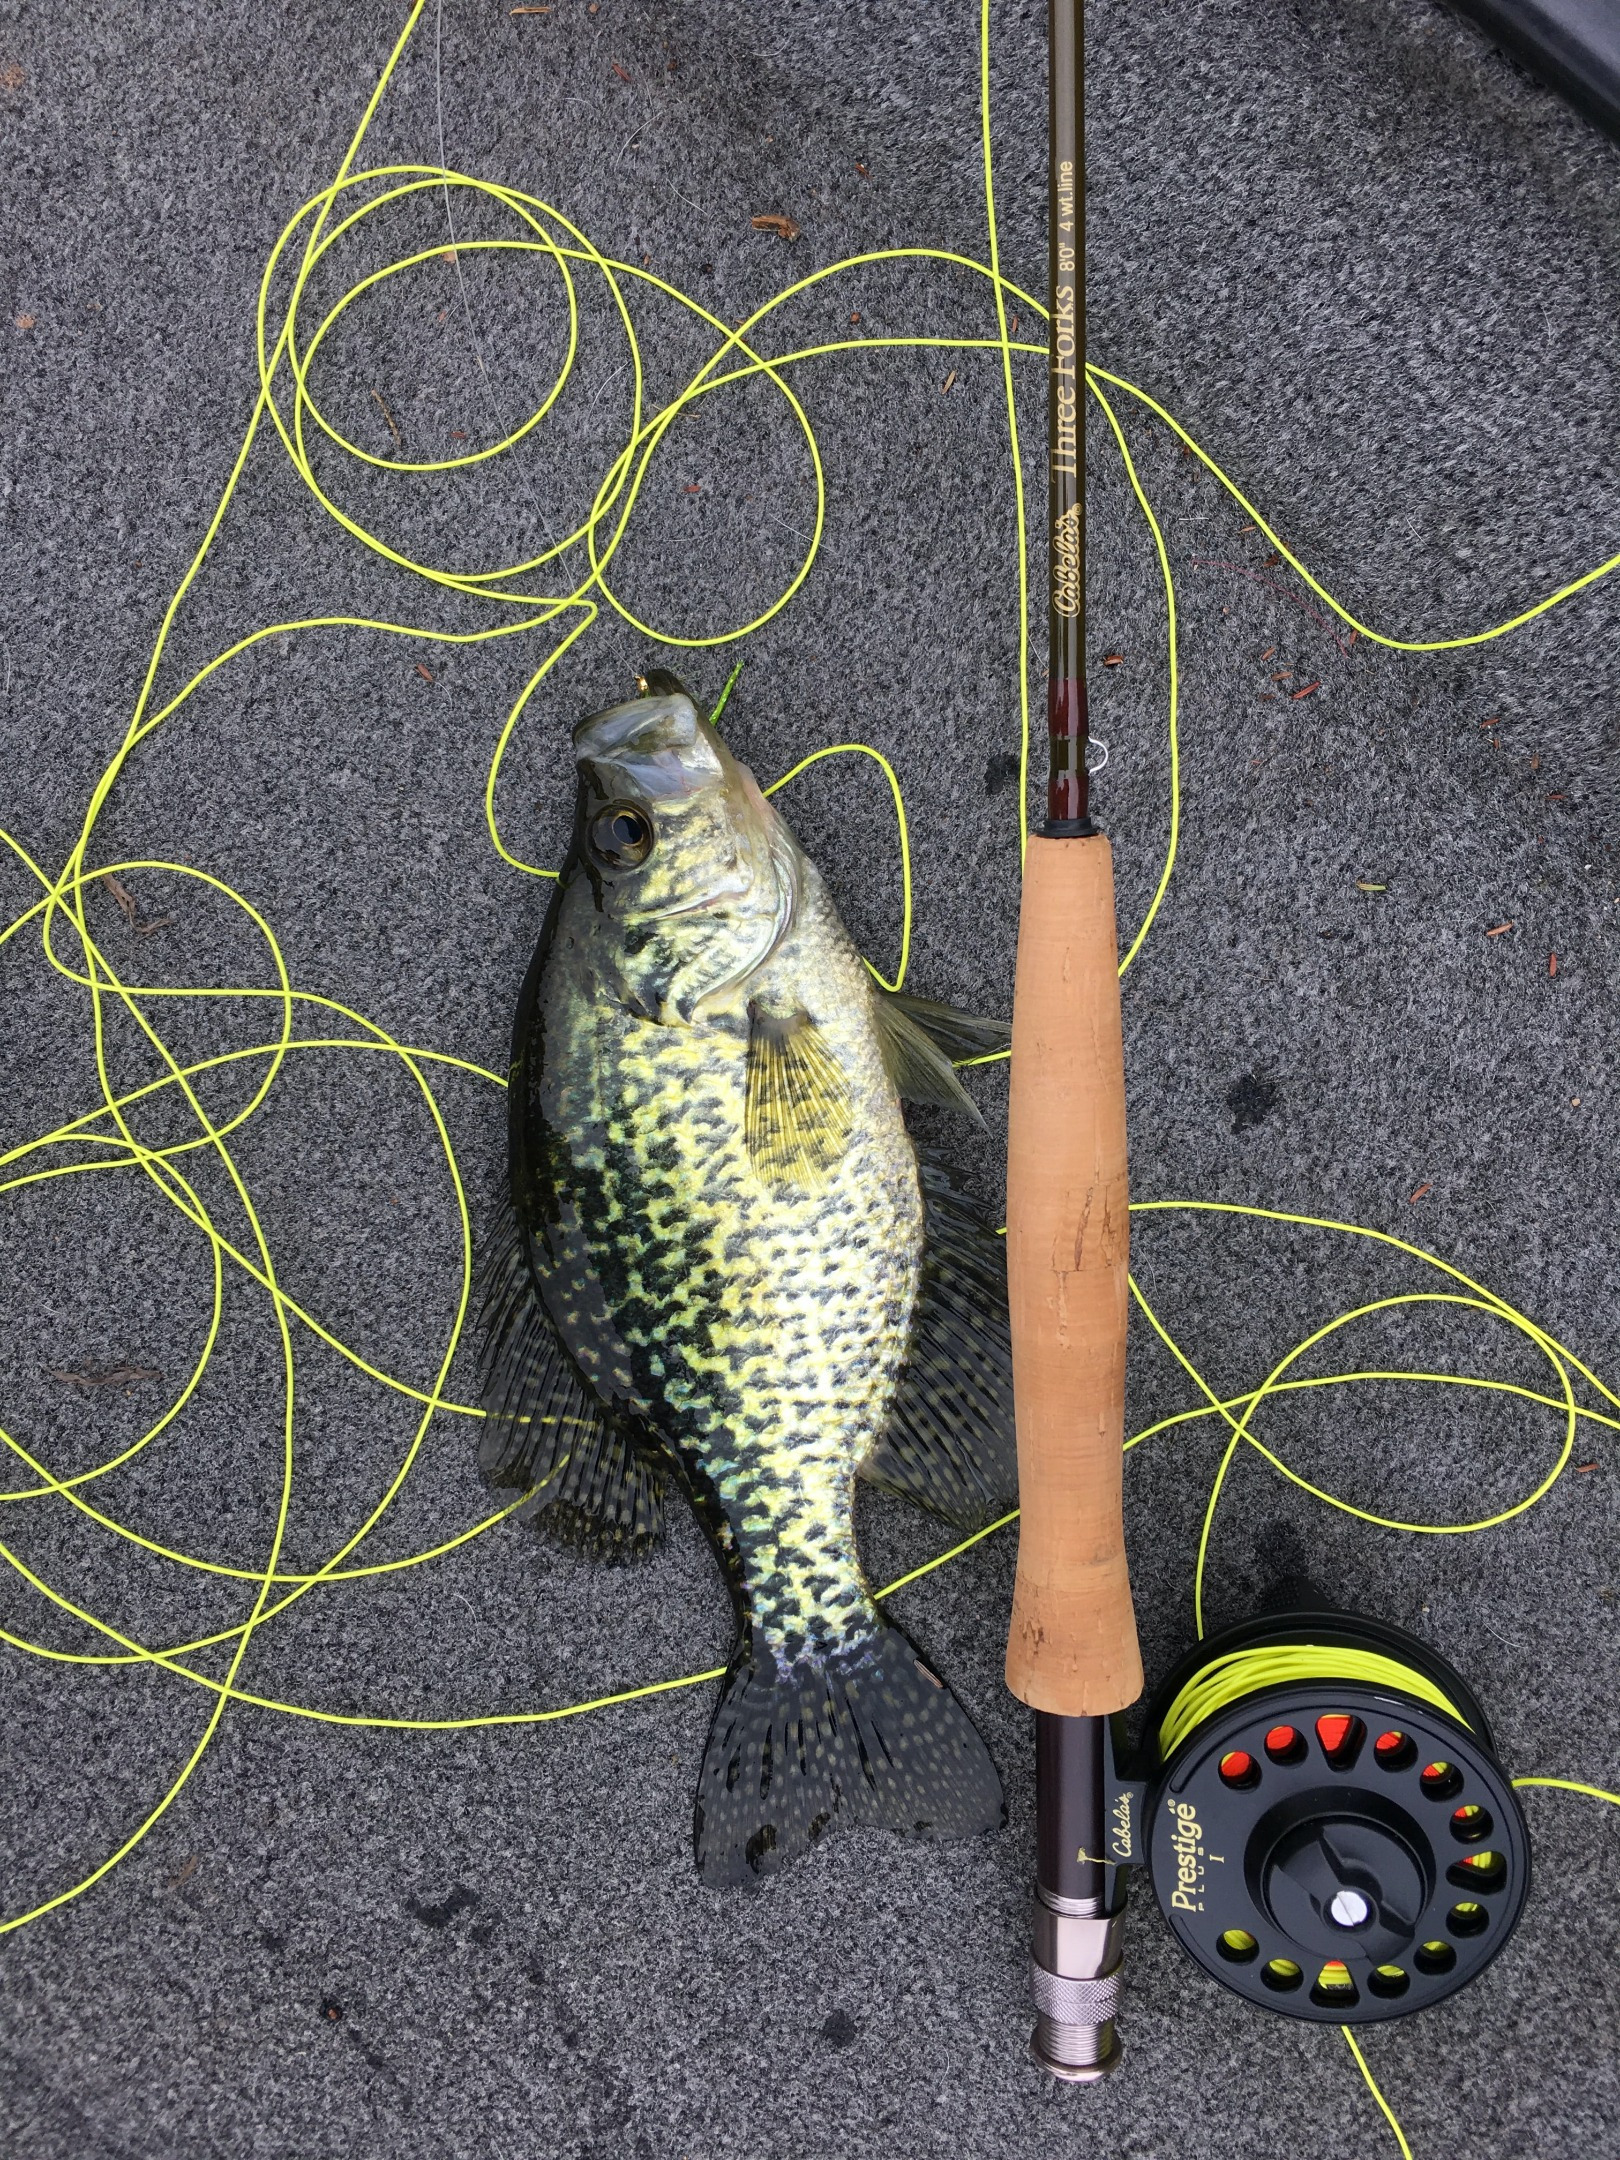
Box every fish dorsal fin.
[859,1150,1018,1529]
[871,989,990,1120]
[745,1003,851,1188]
[477,1203,666,1561]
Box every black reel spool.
[1132,1608,1531,2023]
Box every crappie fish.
[478,670,1019,1886]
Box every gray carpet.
[3,0,1618,2154]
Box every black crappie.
[479,671,1019,1886]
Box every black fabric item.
[1444,0,1620,143]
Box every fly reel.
[1117,1607,1531,2024]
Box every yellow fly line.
[1156,1642,1470,1763]
[1,33,1614,2160]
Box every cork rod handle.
[1004,830,1143,1716]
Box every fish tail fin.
[693,1622,1004,1887]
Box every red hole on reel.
[1265,1724,1307,1765]
[1374,1729,1416,1770]
[1219,1750,1260,1790]
[1315,1714,1366,1769]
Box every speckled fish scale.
[479,675,1020,1885]
[553,870,915,1665]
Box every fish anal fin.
[534,1415,668,1562]
[745,1003,851,1189]
[478,1203,666,1562]
[861,1150,1018,1528]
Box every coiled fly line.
[2,4,1616,2145]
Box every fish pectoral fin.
[693,1626,1004,1888]
[871,990,998,1120]
[860,1149,1019,1529]
[885,988,1011,1062]
[744,1003,851,1188]
[478,1202,666,1562]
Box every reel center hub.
[1260,1801,1425,1961]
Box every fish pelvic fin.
[477,1202,666,1562]
[859,1149,1019,1529]
[871,988,1010,1119]
[693,1624,1004,1888]
[744,1003,851,1189]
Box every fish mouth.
[572,687,723,803]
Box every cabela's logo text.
[1052,501,1082,618]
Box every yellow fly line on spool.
[1,0,1617,1986]
[1157,1644,1471,1761]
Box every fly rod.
[1001,0,1548,2073]
[1003,0,1145,2082]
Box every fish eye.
[588,801,655,869]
